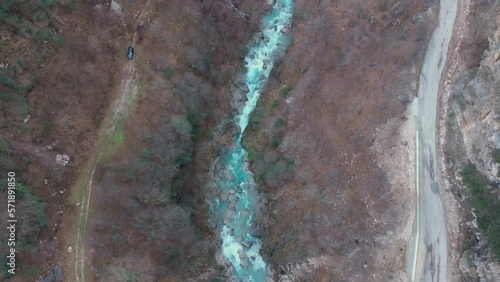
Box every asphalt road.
[406,0,457,281]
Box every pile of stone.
[55,154,70,166]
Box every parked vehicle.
[127,46,134,60]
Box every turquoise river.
[210,1,294,281]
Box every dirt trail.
[74,61,137,282]
[72,2,151,281]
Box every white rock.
[55,154,70,166]
[111,1,122,14]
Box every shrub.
[0,70,20,90]
[64,0,77,12]
[15,100,31,116]
[16,183,47,227]
[192,54,212,74]
[0,138,9,152]
[33,10,48,22]
[271,136,281,148]
[191,126,202,138]
[271,99,280,111]
[0,256,15,278]
[279,85,293,97]
[21,267,41,279]
[14,17,35,37]
[294,11,307,22]
[41,0,55,7]
[122,268,140,282]
[296,248,306,258]
[34,28,52,42]
[492,149,500,163]
[16,182,29,197]
[274,118,287,128]
[0,91,12,100]
[162,67,174,79]
[11,61,22,76]
[112,234,122,241]
[172,115,192,137]
[0,0,14,13]
[461,164,500,258]
[0,10,7,21]
[52,33,64,48]
[177,150,192,166]
[33,195,48,227]
[249,109,263,128]
[248,150,255,162]
[186,112,202,138]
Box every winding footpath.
[406,0,457,281]
[209,1,294,281]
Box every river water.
[210,1,294,281]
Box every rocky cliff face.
[447,2,500,281]
[451,15,500,184]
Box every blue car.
[127,46,134,60]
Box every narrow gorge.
[208,1,294,280]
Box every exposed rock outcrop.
[448,6,500,281]
[451,15,500,183]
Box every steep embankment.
[444,0,500,280]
